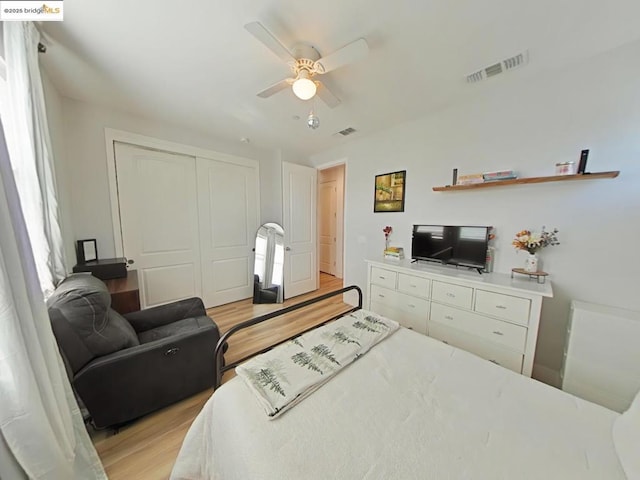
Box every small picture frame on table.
[76,239,98,264]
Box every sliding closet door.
[114,143,201,308]
[197,157,259,307]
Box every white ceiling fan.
[245,21,369,108]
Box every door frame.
[316,159,346,280]
[105,128,260,257]
[318,179,337,276]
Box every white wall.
[59,98,276,260]
[310,39,640,381]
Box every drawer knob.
[446,292,455,298]
[378,294,385,298]
[442,340,449,345]
[379,276,386,280]
[408,304,415,308]
[495,305,507,310]
[492,330,504,336]
[444,315,453,320]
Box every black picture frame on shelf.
[76,239,98,264]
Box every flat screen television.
[411,225,490,271]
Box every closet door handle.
[285,247,291,251]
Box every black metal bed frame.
[214,285,363,388]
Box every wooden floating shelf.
[432,171,620,192]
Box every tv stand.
[366,258,553,377]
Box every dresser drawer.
[397,273,430,299]
[431,281,473,309]
[370,267,397,289]
[369,284,398,308]
[430,303,527,352]
[475,290,531,325]
[429,321,524,373]
[395,292,429,334]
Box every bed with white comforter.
[172,322,635,479]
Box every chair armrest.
[74,324,219,428]
[123,297,207,332]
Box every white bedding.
[171,328,625,479]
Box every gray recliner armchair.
[47,274,222,429]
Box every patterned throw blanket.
[236,309,399,419]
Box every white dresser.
[366,258,553,376]
[561,301,640,412]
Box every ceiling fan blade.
[257,78,292,98]
[244,22,295,63]
[316,81,341,108]
[315,38,368,74]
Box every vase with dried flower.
[383,226,392,252]
[513,227,560,273]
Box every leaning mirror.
[253,223,285,304]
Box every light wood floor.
[94,273,347,479]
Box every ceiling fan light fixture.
[292,71,317,100]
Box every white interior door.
[197,157,259,307]
[115,143,201,308]
[282,162,317,299]
[319,180,337,275]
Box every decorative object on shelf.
[513,227,559,273]
[483,169,517,182]
[383,225,393,251]
[432,170,619,191]
[374,171,406,212]
[457,173,484,185]
[555,161,577,175]
[577,149,589,174]
[511,268,549,284]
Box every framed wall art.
[374,170,406,212]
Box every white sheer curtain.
[0,116,106,478]
[3,21,66,297]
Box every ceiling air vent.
[337,127,357,136]
[465,50,529,84]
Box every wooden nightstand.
[104,270,140,314]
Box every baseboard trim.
[532,363,561,388]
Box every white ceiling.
[40,0,640,158]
